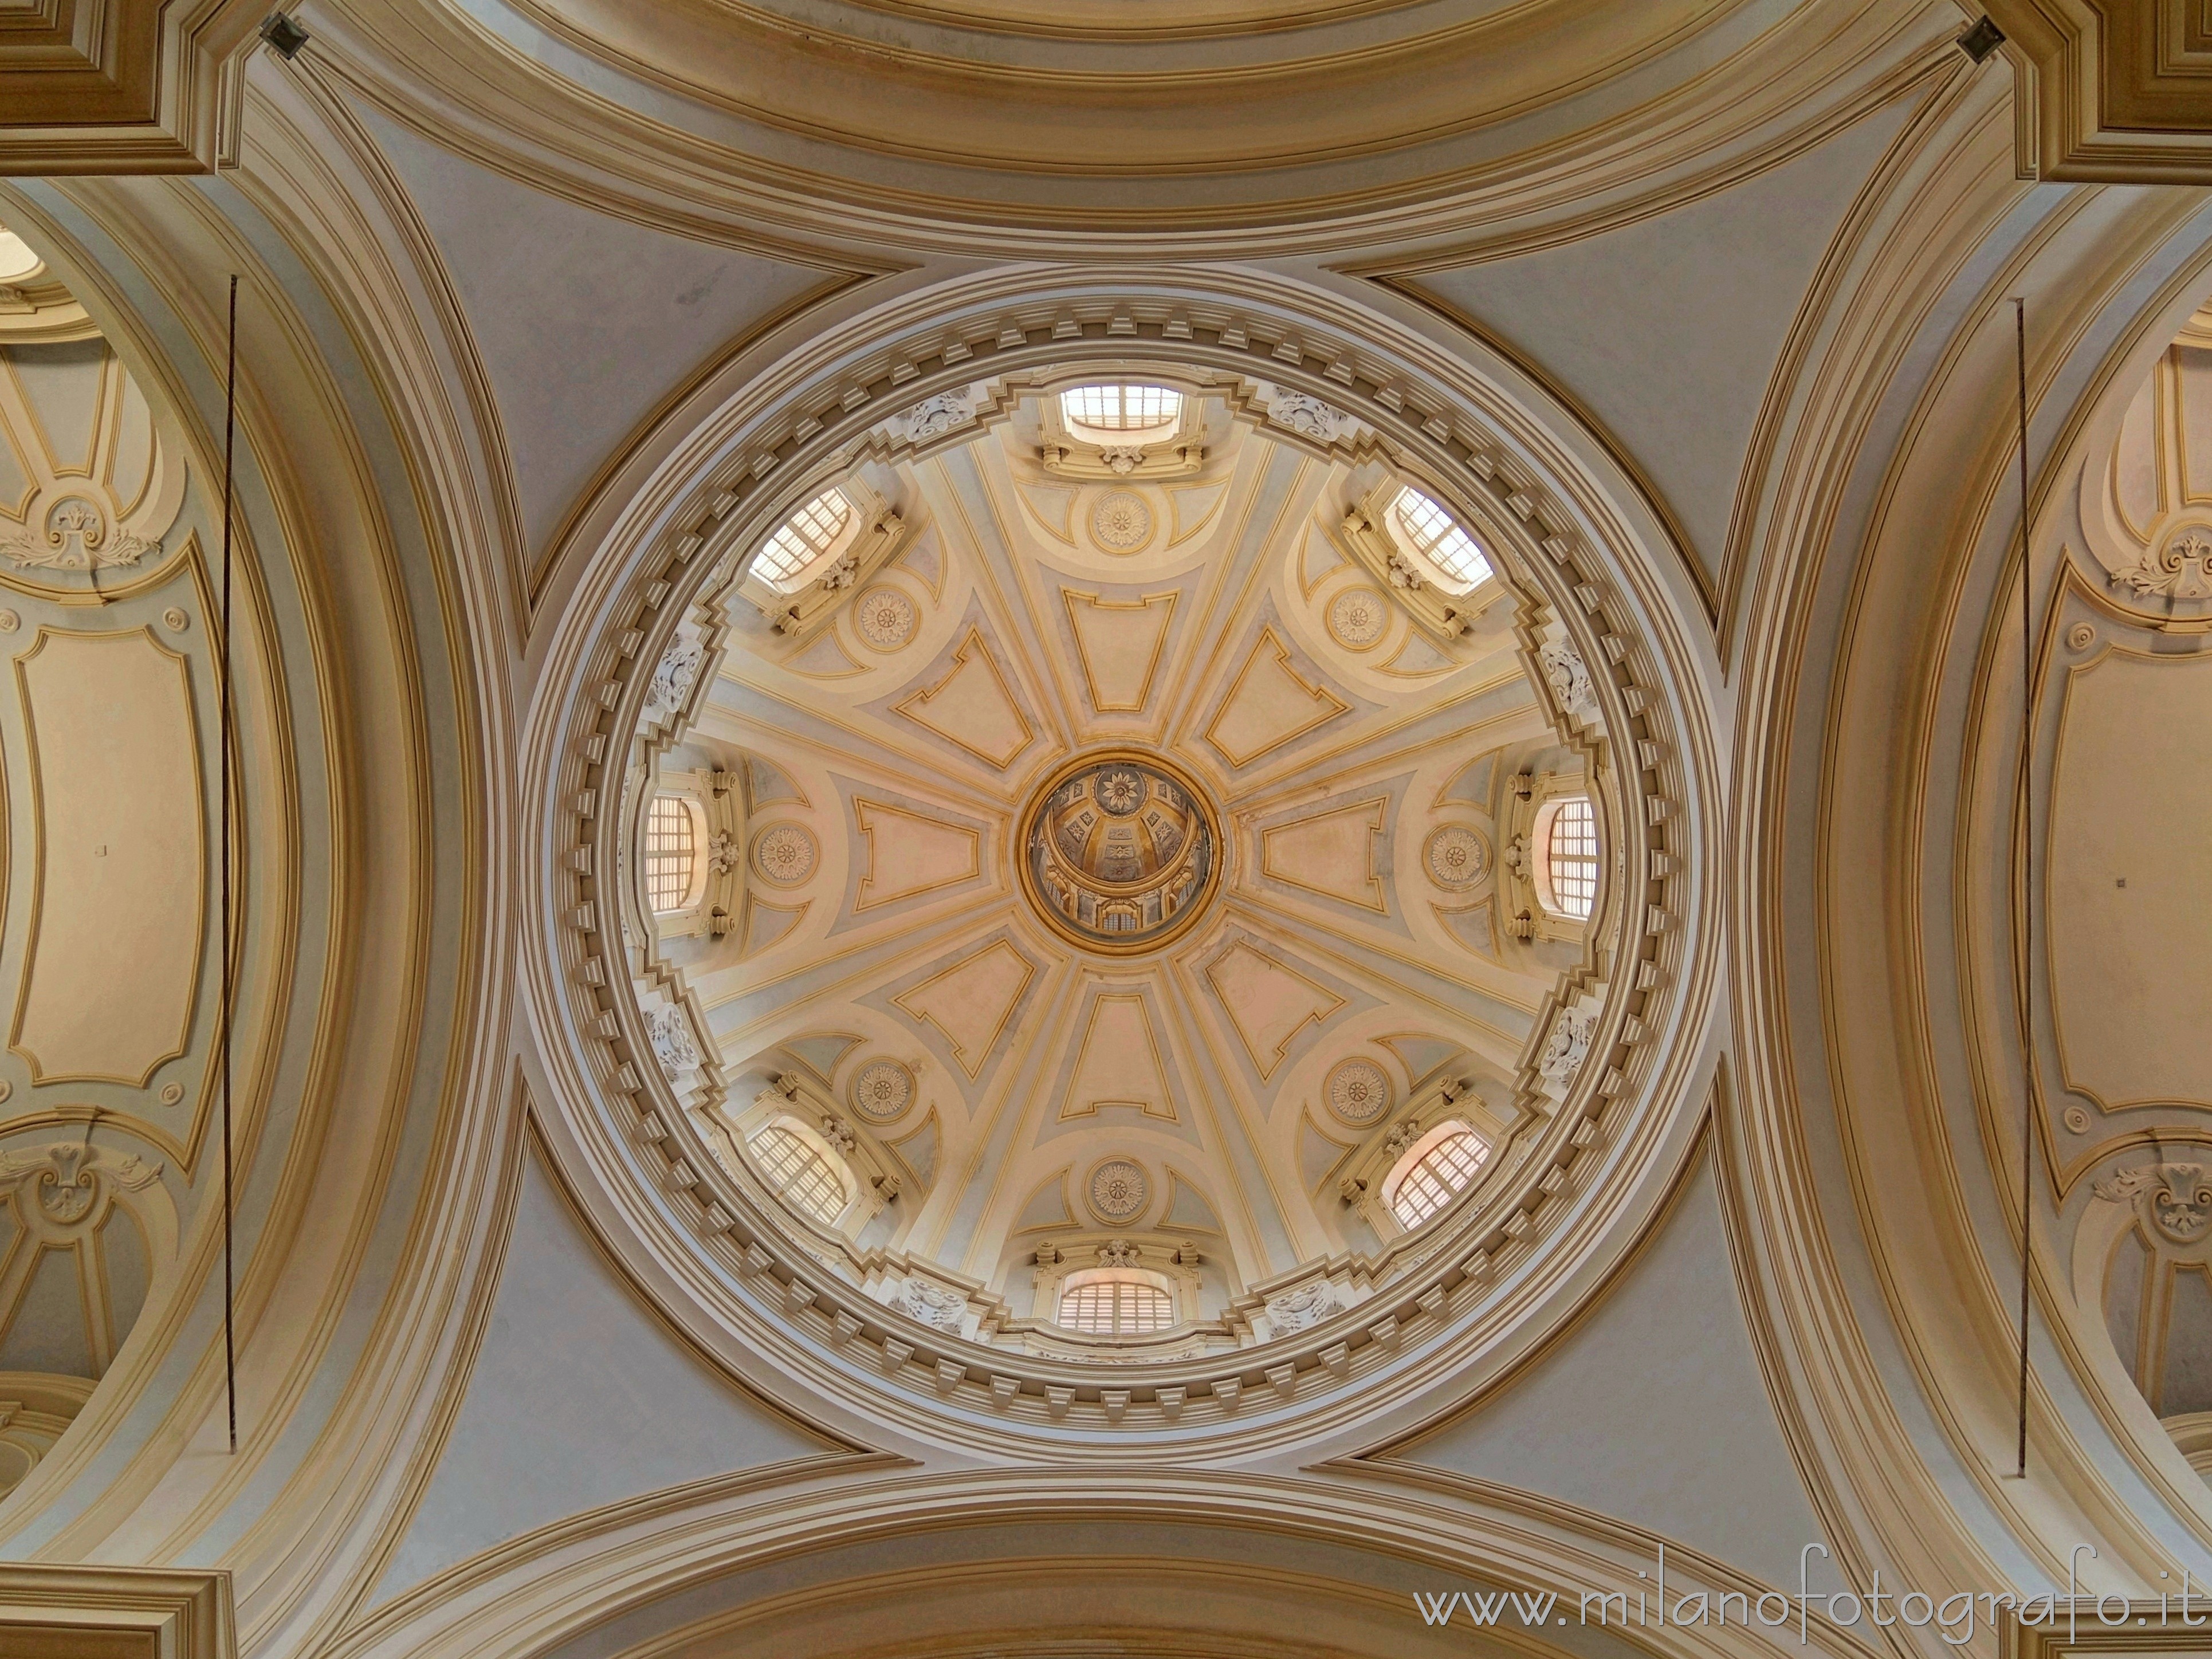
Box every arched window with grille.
[1054,1269,1178,1335]
[748,1124,849,1228]
[1060,383,1182,436]
[645,794,703,914]
[1384,1123,1492,1230]
[754,487,856,591]
[1535,795,1598,921]
[1390,485,1492,591]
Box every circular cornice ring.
[520,266,1721,1458]
[1017,749,1222,956]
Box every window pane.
[1055,1272,1176,1334]
[1390,1130,1491,1229]
[645,795,697,914]
[1393,486,1492,587]
[1060,383,1182,433]
[1546,796,1598,919]
[750,1126,847,1225]
[754,488,854,588]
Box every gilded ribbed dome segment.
[1020,753,1219,953]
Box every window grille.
[1392,486,1492,587]
[1389,1130,1491,1229]
[755,488,854,589]
[1060,383,1182,432]
[1545,796,1598,919]
[645,795,697,914]
[1055,1272,1176,1335]
[750,1125,848,1226]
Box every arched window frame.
[736,472,914,647]
[1531,793,1598,921]
[1386,484,1494,595]
[643,791,711,917]
[1380,1119,1493,1232]
[1058,382,1185,443]
[753,486,865,594]
[744,1113,862,1232]
[1052,1267,1182,1336]
[1502,766,1602,946]
[1036,375,1205,481]
[1027,1233,1205,1344]
[1338,474,1504,644]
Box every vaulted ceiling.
[1,3,2211,1657]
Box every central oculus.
[1019,752,1221,954]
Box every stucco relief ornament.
[850,1059,914,1122]
[1267,391,1346,444]
[1424,824,1490,889]
[645,1003,702,1080]
[1266,1280,1337,1334]
[2,497,156,571]
[2093,1161,2212,1243]
[899,391,973,445]
[707,828,740,876]
[1096,1237,1141,1268]
[900,1278,968,1331]
[1383,1118,1423,1158]
[1325,1057,1392,1127]
[854,585,916,651]
[1537,1003,1597,1091]
[1089,1159,1149,1222]
[1386,549,1427,589]
[1538,636,1600,727]
[2113,527,2212,599]
[819,549,862,591]
[0,1142,162,1229]
[1099,446,1146,476]
[751,821,818,886]
[1327,585,1388,650]
[648,635,706,711]
[1091,492,1153,551]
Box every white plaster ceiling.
[669,397,1602,1328]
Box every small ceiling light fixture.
[1957,15,2005,62]
[258,10,309,60]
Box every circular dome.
[527,283,1716,1450]
[1020,752,1220,954]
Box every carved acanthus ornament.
[1,498,157,572]
[2093,1161,2212,1244]
[2112,527,2212,599]
[898,391,976,446]
[1266,390,1348,445]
